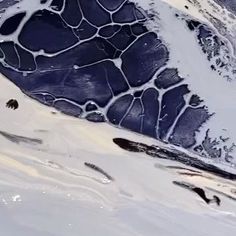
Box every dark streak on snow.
[0,130,42,145]
[173,181,221,206]
[113,138,236,180]
[165,165,202,173]
[177,172,205,177]
[206,187,236,201]
[84,162,114,181]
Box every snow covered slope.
[0,73,236,236]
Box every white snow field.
[0,0,236,235]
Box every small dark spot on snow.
[6,99,19,110]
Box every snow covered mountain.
[0,0,236,235]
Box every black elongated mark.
[113,137,148,152]
[84,162,114,181]
[173,181,221,206]
[0,130,42,145]
[113,137,236,180]
[165,166,201,173]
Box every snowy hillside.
[0,0,236,235]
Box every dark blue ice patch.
[113,50,122,58]
[85,37,117,61]
[141,88,159,137]
[63,63,114,107]
[155,68,183,89]
[85,102,98,112]
[0,41,19,68]
[54,100,83,117]
[113,2,145,23]
[198,25,212,38]
[0,12,26,35]
[19,69,69,92]
[169,107,210,148]
[99,25,121,38]
[80,0,111,27]
[0,48,3,58]
[121,32,169,87]
[189,94,203,107]
[15,44,36,71]
[158,85,190,139]
[112,3,136,23]
[108,25,136,50]
[133,90,143,97]
[186,20,201,31]
[40,95,55,106]
[74,20,97,40]
[121,99,143,133]
[18,10,78,53]
[36,37,117,70]
[131,23,148,36]
[103,61,129,95]
[86,112,105,122]
[61,0,82,27]
[50,0,64,11]
[197,26,222,61]
[81,37,117,62]
[30,93,55,106]
[135,7,146,20]
[98,0,126,11]
[107,94,133,125]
